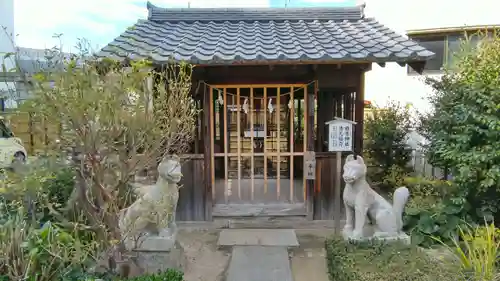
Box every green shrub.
[377,165,407,191]
[421,32,500,225]
[0,163,75,224]
[125,269,184,281]
[403,177,468,247]
[40,167,76,222]
[433,221,500,281]
[364,100,414,192]
[325,236,460,281]
[0,208,98,281]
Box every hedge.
[125,269,184,281]
[325,236,459,281]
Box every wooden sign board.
[304,151,316,180]
[325,118,357,152]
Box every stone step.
[218,229,299,247]
[226,246,294,281]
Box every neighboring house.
[1,46,71,109]
[359,0,498,177]
[363,0,500,113]
[0,0,72,109]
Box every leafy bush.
[364,101,414,192]
[0,208,98,281]
[421,32,500,224]
[433,220,500,281]
[405,177,455,209]
[325,236,460,281]
[377,165,407,191]
[0,160,102,280]
[403,177,468,247]
[125,269,184,281]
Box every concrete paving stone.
[226,246,293,281]
[217,229,299,247]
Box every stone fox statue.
[342,154,410,239]
[119,155,182,245]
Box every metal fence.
[409,148,450,179]
[366,147,450,180]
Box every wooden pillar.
[316,90,334,153]
[306,83,315,220]
[335,95,342,118]
[354,72,365,155]
[343,92,352,120]
[218,90,225,177]
[203,83,213,221]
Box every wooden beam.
[277,87,281,200]
[209,86,216,203]
[237,87,242,199]
[406,24,500,37]
[203,83,213,220]
[306,83,315,220]
[223,88,228,204]
[289,86,295,203]
[193,60,415,67]
[250,87,255,202]
[263,87,268,194]
[354,72,365,155]
[408,61,426,75]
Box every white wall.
[363,0,500,113]
[0,0,16,107]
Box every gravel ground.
[291,229,333,281]
[177,229,230,281]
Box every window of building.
[408,30,495,75]
[408,35,446,74]
[447,34,464,69]
[447,32,489,69]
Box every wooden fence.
[1,110,61,154]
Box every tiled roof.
[97,2,434,65]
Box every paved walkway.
[218,229,298,281]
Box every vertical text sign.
[326,118,357,152]
[304,151,316,180]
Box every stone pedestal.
[133,238,186,274]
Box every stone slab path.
[217,229,299,247]
[226,246,293,281]
[220,229,298,281]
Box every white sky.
[13,0,271,51]
[13,0,360,51]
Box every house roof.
[407,24,500,37]
[96,2,434,65]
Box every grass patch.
[325,236,461,281]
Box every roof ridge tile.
[146,1,365,22]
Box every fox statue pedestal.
[341,154,411,245]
